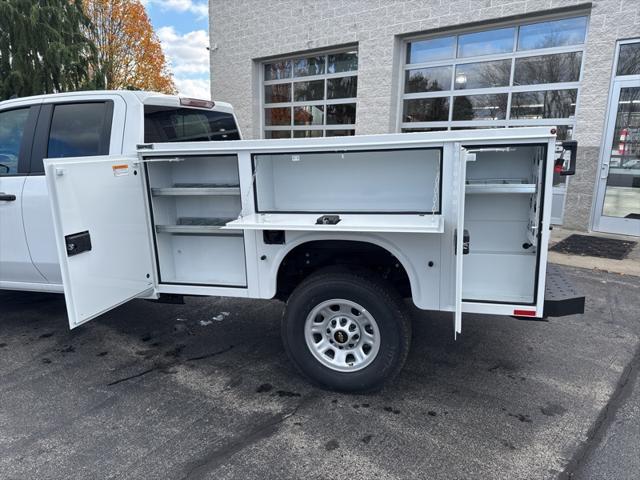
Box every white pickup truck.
[0,90,240,293]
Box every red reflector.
[514,309,536,317]
[180,97,215,109]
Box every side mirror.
[555,140,578,176]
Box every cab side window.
[47,103,111,158]
[0,108,30,175]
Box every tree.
[84,0,176,94]
[0,0,98,101]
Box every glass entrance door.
[593,42,640,236]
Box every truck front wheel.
[282,270,411,392]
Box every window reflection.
[327,76,357,99]
[293,130,323,138]
[264,61,291,80]
[294,105,324,126]
[514,52,582,85]
[510,89,577,119]
[326,104,356,124]
[617,43,640,76]
[265,130,291,139]
[518,17,587,50]
[452,94,508,120]
[403,98,450,122]
[457,28,514,57]
[0,108,29,174]
[405,66,452,93]
[328,51,358,73]
[454,60,511,89]
[326,129,355,136]
[294,56,325,77]
[602,86,640,218]
[294,80,324,102]
[264,84,291,103]
[407,36,456,64]
[609,88,640,158]
[265,107,291,126]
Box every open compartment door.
[453,146,471,338]
[44,156,154,328]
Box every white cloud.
[174,78,210,99]
[146,0,208,18]
[157,26,209,74]
[157,26,210,98]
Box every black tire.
[281,269,412,393]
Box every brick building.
[209,0,640,235]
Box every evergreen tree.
[0,0,98,101]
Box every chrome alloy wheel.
[304,299,381,372]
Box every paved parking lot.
[1,265,638,480]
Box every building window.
[399,15,588,139]
[262,49,358,138]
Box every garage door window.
[262,49,358,138]
[399,15,588,139]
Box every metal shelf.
[151,183,240,196]
[465,183,536,194]
[227,213,444,233]
[155,217,241,235]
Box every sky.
[141,0,211,99]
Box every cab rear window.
[144,106,240,143]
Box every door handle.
[0,192,17,201]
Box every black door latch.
[65,231,92,257]
[316,215,341,225]
[454,229,470,255]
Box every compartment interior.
[254,148,441,213]
[146,155,246,287]
[462,145,545,303]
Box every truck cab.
[0,91,241,293]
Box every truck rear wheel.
[282,270,411,392]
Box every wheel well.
[276,240,411,300]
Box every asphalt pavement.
[0,265,638,480]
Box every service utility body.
[43,126,584,391]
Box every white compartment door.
[44,156,154,328]
[527,146,545,247]
[453,146,470,338]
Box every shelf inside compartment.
[465,179,536,195]
[227,213,444,233]
[145,155,240,189]
[151,183,240,196]
[155,217,241,235]
[156,232,246,286]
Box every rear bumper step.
[544,264,585,317]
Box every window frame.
[30,100,114,174]
[396,12,589,135]
[0,105,40,176]
[612,38,640,80]
[260,46,358,138]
